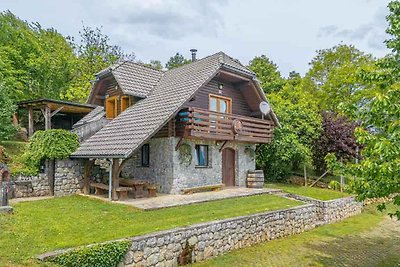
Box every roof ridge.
[120,60,165,73]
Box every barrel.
[246,170,264,188]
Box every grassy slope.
[266,183,350,200]
[194,204,400,267]
[0,140,28,174]
[0,194,301,266]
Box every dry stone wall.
[284,193,363,224]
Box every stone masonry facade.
[39,196,363,267]
[122,137,256,194]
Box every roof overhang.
[18,98,97,114]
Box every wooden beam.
[83,160,94,195]
[42,106,51,130]
[50,106,64,117]
[219,140,229,152]
[28,107,34,137]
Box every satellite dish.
[259,101,271,115]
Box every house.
[71,51,279,199]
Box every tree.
[327,1,400,219]
[144,60,163,70]
[0,11,76,101]
[63,25,135,102]
[313,112,358,175]
[165,53,190,70]
[257,81,322,181]
[248,55,285,95]
[0,82,17,140]
[303,44,375,112]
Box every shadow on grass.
[304,228,400,267]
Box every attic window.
[105,96,118,119]
[121,96,130,113]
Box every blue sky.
[1,0,391,76]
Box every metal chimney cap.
[190,48,198,53]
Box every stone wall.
[12,174,49,198]
[54,159,84,197]
[285,193,363,224]
[10,158,85,198]
[40,204,317,266]
[122,137,256,194]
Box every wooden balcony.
[176,107,274,143]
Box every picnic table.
[119,178,146,198]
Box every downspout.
[108,159,113,200]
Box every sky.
[0,0,391,76]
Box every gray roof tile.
[72,52,222,158]
[111,61,163,98]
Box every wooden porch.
[176,107,274,143]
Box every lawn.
[0,194,301,266]
[266,183,350,200]
[193,204,400,267]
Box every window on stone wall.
[141,144,150,167]
[195,145,208,167]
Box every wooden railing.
[176,107,274,143]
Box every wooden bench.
[182,184,224,194]
[90,182,132,200]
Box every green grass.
[194,204,400,267]
[0,140,28,174]
[0,194,301,266]
[266,183,350,200]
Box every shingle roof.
[72,52,225,158]
[73,106,105,128]
[111,61,163,98]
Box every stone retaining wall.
[11,174,49,198]
[285,193,363,224]
[10,158,85,198]
[38,195,363,266]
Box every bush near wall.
[23,129,79,174]
[50,241,131,267]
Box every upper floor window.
[120,96,130,113]
[105,95,132,119]
[105,96,118,119]
[209,94,232,114]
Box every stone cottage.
[71,51,279,198]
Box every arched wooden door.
[222,148,235,186]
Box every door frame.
[222,147,236,186]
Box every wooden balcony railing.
[176,107,274,143]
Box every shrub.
[313,112,358,175]
[23,129,79,174]
[50,240,131,267]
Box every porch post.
[44,105,51,130]
[28,107,34,137]
[108,160,112,200]
[112,159,120,201]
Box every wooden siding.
[153,119,176,138]
[185,78,252,116]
